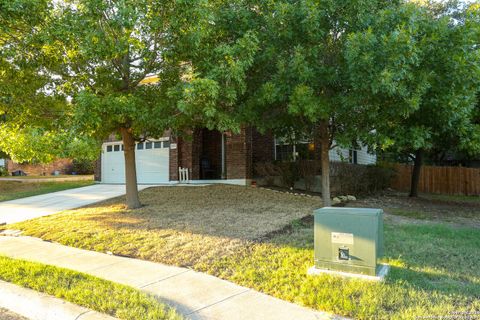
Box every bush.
[254,161,396,194]
[0,166,8,177]
[298,160,320,191]
[331,162,396,194]
[70,159,95,175]
[278,161,300,189]
[254,161,300,189]
[254,162,280,186]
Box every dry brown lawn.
[11,185,321,267]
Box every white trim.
[273,137,277,160]
[186,179,249,186]
[100,181,179,185]
[102,137,170,147]
[99,179,249,186]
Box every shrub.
[254,161,395,194]
[70,159,95,175]
[0,166,8,177]
[278,161,300,189]
[331,162,396,194]
[298,160,320,191]
[254,162,281,186]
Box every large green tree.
[26,0,258,208]
[347,2,480,197]
[0,0,98,164]
[238,0,429,206]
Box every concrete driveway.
[0,184,152,225]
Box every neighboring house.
[4,159,73,176]
[98,129,376,185]
[0,158,5,167]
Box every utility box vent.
[313,207,385,277]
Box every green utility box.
[314,207,384,276]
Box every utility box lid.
[315,207,382,217]
[313,207,384,277]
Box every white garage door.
[102,139,170,184]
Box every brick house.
[96,75,376,185]
[97,127,376,185]
[3,159,73,176]
[97,127,275,185]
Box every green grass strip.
[0,256,182,320]
[0,181,95,202]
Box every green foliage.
[0,166,8,177]
[0,0,99,164]
[347,2,480,159]
[239,0,405,142]
[331,162,397,195]
[70,159,95,175]
[0,256,182,320]
[30,0,259,140]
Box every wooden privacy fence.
[391,164,480,195]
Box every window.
[106,145,113,152]
[121,145,124,151]
[275,142,315,161]
[349,150,358,164]
[146,142,153,149]
[137,143,144,150]
[114,145,120,152]
[154,141,162,149]
[275,144,294,161]
[163,141,170,148]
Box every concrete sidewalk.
[0,236,341,320]
[0,184,152,225]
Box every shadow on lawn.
[386,266,480,302]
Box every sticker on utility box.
[331,232,354,244]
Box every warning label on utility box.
[331,232,354,244]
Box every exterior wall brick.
[169,134,179,181]
[6,158,73,176]
[225,128,249,179]
[177,129,202,180]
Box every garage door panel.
[102,141,169,184]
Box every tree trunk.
[120,127,141,209]
[319,120,331,207]
[409,149,423,198]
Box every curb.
[0,280,117,320]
